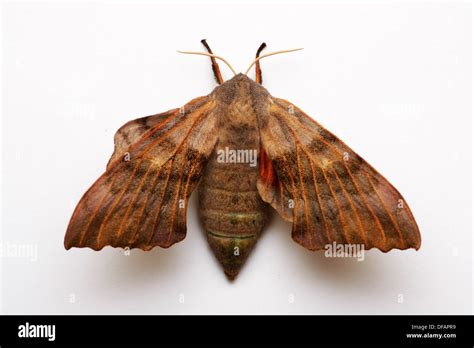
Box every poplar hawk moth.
[65,40,421,280]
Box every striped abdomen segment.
[198,161,269,279]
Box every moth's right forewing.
[256,97,421,252]
[65,96,218,251]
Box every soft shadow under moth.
[64,40,421,280]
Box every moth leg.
[255,42,267,84]
[200,39,224,84]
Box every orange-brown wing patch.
[106,108,179,169]
[257,144,293,222]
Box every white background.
[1,1,472,314]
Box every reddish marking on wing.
[259,144,276,187]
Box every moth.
[65,40,421,280]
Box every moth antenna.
[177,50,237,77]
[200,39,224,84]
[255,42,267,85]
[244,48,304,76]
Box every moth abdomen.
[198,154,269,280]
[199,209,267,237]
[199,114,268,279]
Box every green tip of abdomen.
[206,231,259,281]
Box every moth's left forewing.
[106,108,179,170]
[65,96,219,251]
[256,97,421,252]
